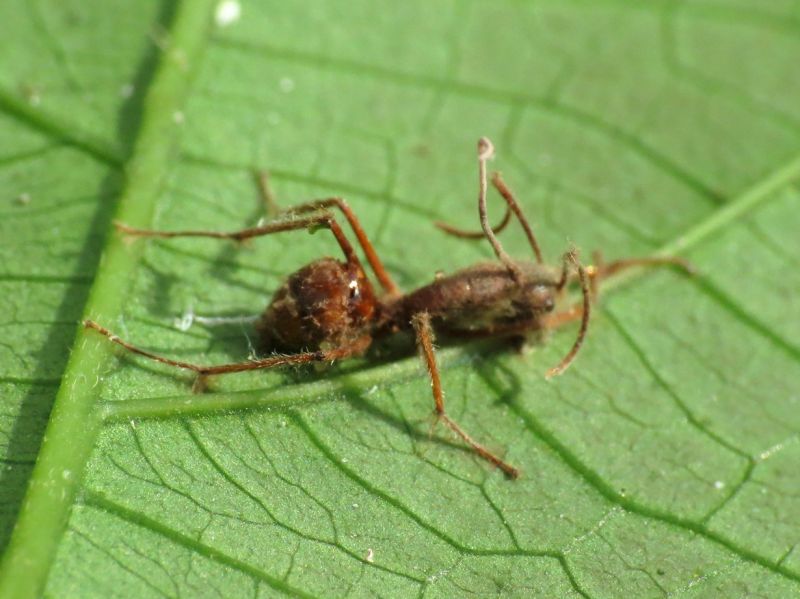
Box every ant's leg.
[559,250,694,301]
[488,171,544,263]
[116,212,364,273]
[592,253,695,284]
[546,250,690,375]
[275,198,399,295]
[434,206,511,239]
[411,312,520,479]
[84,319,370,382]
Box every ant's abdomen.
[256,257,377,353]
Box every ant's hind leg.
[411,312,520,479]
[84,319,370,389]
[115,212,367,274]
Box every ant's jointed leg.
[83,320,370,386]
[544,251,693,361]
[411,312,520,479]
[435,205,511,239]
[273,197,399,295]
[116,211,369,274]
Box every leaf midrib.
[0,2,216,597]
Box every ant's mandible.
[85,137,692,479]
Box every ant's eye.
[530,285,555,312]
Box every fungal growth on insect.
[86,138,692,478]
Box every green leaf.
[2,1,799,597]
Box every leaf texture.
[1,1,799,597]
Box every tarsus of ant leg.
[83,319,369,376]
[275,197,400,296]
[434,205,512,239]
[115,212,342,243]
[411,312,520,479]
[546,251,591,379]
[489,172,544,264]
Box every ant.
[85,137,692,479]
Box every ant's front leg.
[83,320,370,391]
[544,250,693,367]
[577,251,695,299]
[411,312,520,479]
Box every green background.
[1,0,799,597]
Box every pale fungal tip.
[477,136,495,161]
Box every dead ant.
[85,137,692,479]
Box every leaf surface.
[1,1,799,597]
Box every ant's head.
[516,262,561,314]
[514,251,592,379]
[528,283,556,313]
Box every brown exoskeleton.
[85,137,691,479]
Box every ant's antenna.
[546,250,591,378]
[477,138,522,278]
[489,172,543,263]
